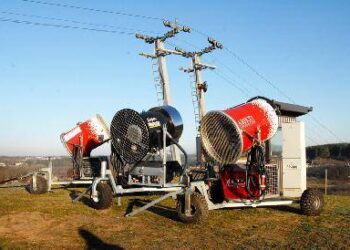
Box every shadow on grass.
[79,228,124,250]
[125,198,180,222]
[269,205,302,215]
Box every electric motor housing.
[110,105,183,164]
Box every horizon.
[1,0,349,156]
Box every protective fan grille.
[200,111,242,164]
[110,109,150,164]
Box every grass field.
[0,187,349,249]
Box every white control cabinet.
[281,122,307,197]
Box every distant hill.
[307,143,350,160]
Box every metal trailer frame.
[30,159,93,192]
[83,160,295,218]
[190,181,294,210]
[76,162,186,216]
[72,123,296,218]
[29,124,298,220]
[72,124,196,217]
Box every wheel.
[91,182,113,210]
[300,188,324,216]
[176,192,208,224]
[27,175,49,194]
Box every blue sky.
[0,0,349,156]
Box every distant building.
[0,163,6,167]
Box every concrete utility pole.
[136,20,190,163]
[176,38,223,163]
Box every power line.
[20,0,165,21]
[169,38,316,128]
[172,37,263,95]
[19,0,266,99]
[165,39,251,98]
[0,17,135,35]
[213,70,250,97]
[3,2,343,143]
[224,47,296,104]
[182,24,343,144]
[1,11,161,35]
[213,55,263,95]
[306,124,331,145]
[216,69,252,95]
[306,135,320,146]
[307,114,344,143]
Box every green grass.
[0,187,349,249]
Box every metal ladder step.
[151,58,164,105]
[189,72,200,133]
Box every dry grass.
[0,187,349,249]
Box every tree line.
[307,143,350,160]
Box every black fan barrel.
[147,105,183,144]
[110,105,183,164]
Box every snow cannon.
[110,105,183,164]
[61,114,111,157]
[200,97,278,164]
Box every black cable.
[177,22,342,144]
[20,0,165,21]
[245,145,266,198]
[0,17,135,35]
[5,1,342,143]
[172,37,264,95]
[306,135,321,146]
[1,11,162,35]
[213,70,250,97]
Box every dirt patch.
[0,210,130,248]
[0,212,56,241]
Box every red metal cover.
[61,114,110,157]
[221,166,260,200]
[224,99,278,153]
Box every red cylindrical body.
[200,98,278,164]
[61,114,111,157]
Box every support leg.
[72,185,92,203]
[125,190,183,217]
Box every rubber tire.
[28,175,48,194]
[176,192,208,224]
[91,183,113,210]
[300,188,324,216]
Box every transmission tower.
[176,38,223,163]
[136,20,190,163]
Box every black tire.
[300,188,324,216]
[27,175,48,194]
[176,192,208,224]
[91,183,113,210]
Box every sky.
[0,0,349,156]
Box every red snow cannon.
[200,97,278,164]
[61,114,111,157]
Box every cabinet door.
[281,122,306,197]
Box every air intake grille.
[111,109,150,164]
[265,164,280,198]
[200,111,242,164]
